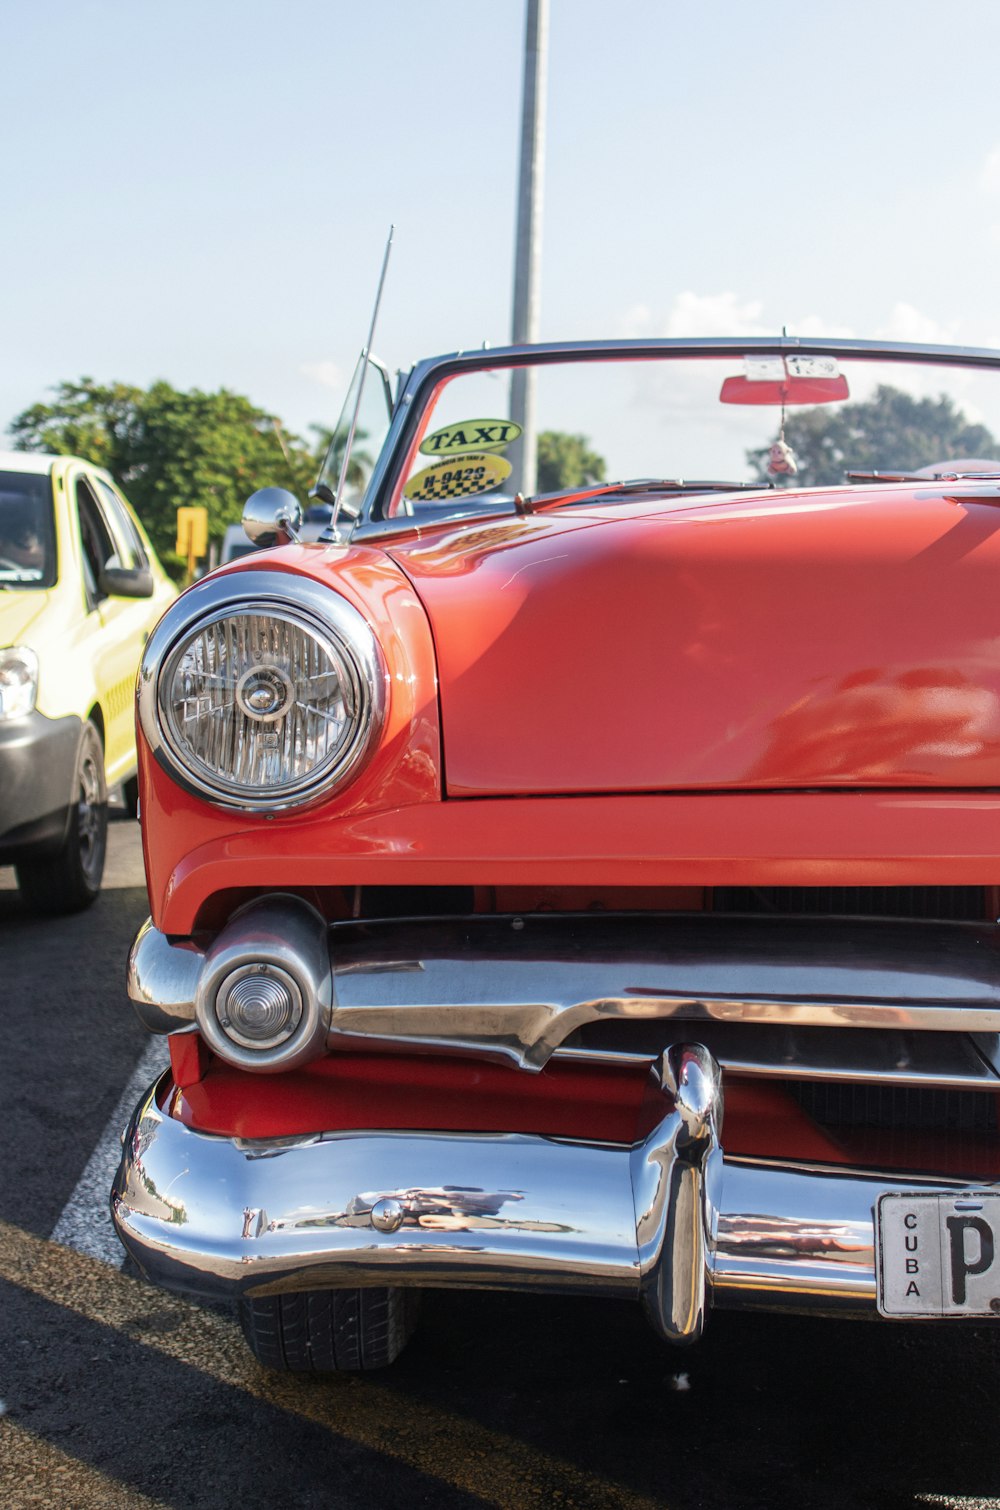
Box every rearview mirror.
[720,373,850,406]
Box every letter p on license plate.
[877,1191,1000,1318]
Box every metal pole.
[509,0,548,497]
[331,227,394,533]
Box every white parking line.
[51,1037,168,1266]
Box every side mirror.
[101,564,154,599]
[242,488,302,548]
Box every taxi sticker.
[743,355,843,381]
[404,452,512,503]
[419,418,522,457]
[786,354,842,379]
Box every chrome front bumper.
[111,1043,976,1338]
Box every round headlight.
[140,572,385,810]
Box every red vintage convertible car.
[114,337,1000,1371]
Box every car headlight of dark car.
[138,570,385,810]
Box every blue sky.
[5,0,1000,446]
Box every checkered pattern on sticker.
[404,455,509,503]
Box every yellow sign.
[419,418,522,457]
[175,506,208,557]
[404,452,512,503]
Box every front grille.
[713,886,988,921]
[792,1081,998,1135]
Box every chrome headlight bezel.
[138,570,387,812]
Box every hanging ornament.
[767,399,798,476]
[767,440,798,476]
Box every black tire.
[239,1287,420,1373]
[16,719,108,914]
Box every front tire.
[16,719,108,914]
[239,1288,420,1373]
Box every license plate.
[877,1191,1000,1318]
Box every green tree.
[747,385,1000,488]
[8,378,319,574]
[536,430,606,492]
[309,424,373,495]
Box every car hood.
[385,484,1000,796]
[0,589,52,648]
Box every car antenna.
[329,225,394,536]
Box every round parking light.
[214,964,303,1051]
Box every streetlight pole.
[509,0,548,497]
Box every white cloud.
[980,145,1000,194]
[622,291,980,356]
[621,302,654,338]
[622,292,854,343]
[650,292,980,349]
[875,302,960,345]
[789,312,855,340]
[300,359,345,390]
[613,291,996,413]
[620,291,766,339]
[663,290,767,338]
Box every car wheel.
[238,1288,420,1372]
[16,719,108,914]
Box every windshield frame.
[350,336,1000,540]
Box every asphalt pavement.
[2,819,1000,1509]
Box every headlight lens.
[0,646,38,720]
[144,575,385,809]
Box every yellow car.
[0,451,175,912]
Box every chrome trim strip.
[111,1056,992,1322]
[127,909,1000,1077]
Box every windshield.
[0,471,57,588]
[377,348,1000,525]
[315,354,394,521]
